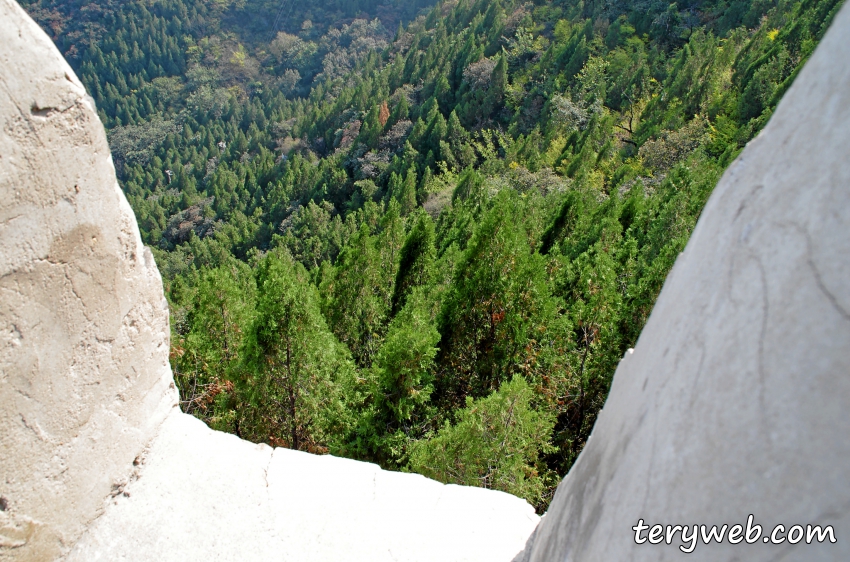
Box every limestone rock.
[515,4,850,561]
[0,0,177,559]
[0,2,539,560]
[64,410,539,561]
[6,0,849,558]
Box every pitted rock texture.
[0,2,538,561]
[0,0,177,559]
[4,0,849,559]
[513,4,850,562]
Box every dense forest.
[24,0,843,510]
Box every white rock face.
[514,5,850,562]
[64,410,539,562]
[5,0,849,558]
[0,2,538,561]
[0,0,177,559]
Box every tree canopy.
[24,0,845,511]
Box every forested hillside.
[24,0,843,510]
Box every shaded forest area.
[24,0,843,510]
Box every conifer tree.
[408,376,555,507]
[435,192,560,406]
[242,251,354,451]
[399,168,418,214]
[392,212,437,315]
[320,224,388,368]
[173,263,254,434]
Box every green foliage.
[392,212,437,315]
[171,261,255,433]
[375,292,439,426]
[408,376,555,507]
[346,290,441,466]
[25,0,843,512]
[241,251,356,451]
[320,224,390,368]
[436,193,565,406]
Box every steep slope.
[2,1,849,560]
[0,2,537,560]
[516,3,850,560]
[19,0,847,509]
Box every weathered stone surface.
[6,0,849,558]
[64,410,539,561]
[514,5,850,561]
[0,0,177,559]
[0,2,539,560]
